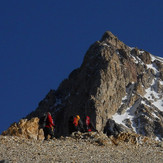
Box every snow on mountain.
[112,47,163,140]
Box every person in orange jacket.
[43,112,55,140]
[68,115,85,135]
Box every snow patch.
[146,63,158,74]
[102,43,110,48]
[155,56,163,62]
[112,99,141,132]
[122,95,127,101]
[151,54,163,63]
[139,50,145,54]
[152,99,163,111]
[150,54,156,62]
[130,52,144,65]
[144,79,163,111]
[129,47,135,50]
[151,112,159,119]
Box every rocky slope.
[2,118,44,140]
[2,31,163,140]
[0,133,163,163]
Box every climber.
[68,115,85,135]
[43,112,55,140]
[84,116,97,132]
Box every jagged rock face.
[134,104,163,138]
[5,31,163,140]
[2,118,44,140]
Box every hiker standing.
[68,115,85,134]
[85,116,97,132]
[43,112,55,140]
[74,115,85,132]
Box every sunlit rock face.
[2,118,44,140]
[4,31,163,140]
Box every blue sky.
[0,0,163,133]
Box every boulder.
[2,117,44,140]
[103,119,131,137]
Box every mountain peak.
[101,31,117,41]
[3,31,163,141]
[100,31,128,49]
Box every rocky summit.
[2,31,163,141]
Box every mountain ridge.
[2,31,163,140]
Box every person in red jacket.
[85,116,97,132]
[43,112,55,140]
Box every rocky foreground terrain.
[0,132,163,163]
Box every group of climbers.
[68,115,97,134]
[39,112,97,140]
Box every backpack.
[39,114,48,129]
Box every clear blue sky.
[0,0,163,133]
